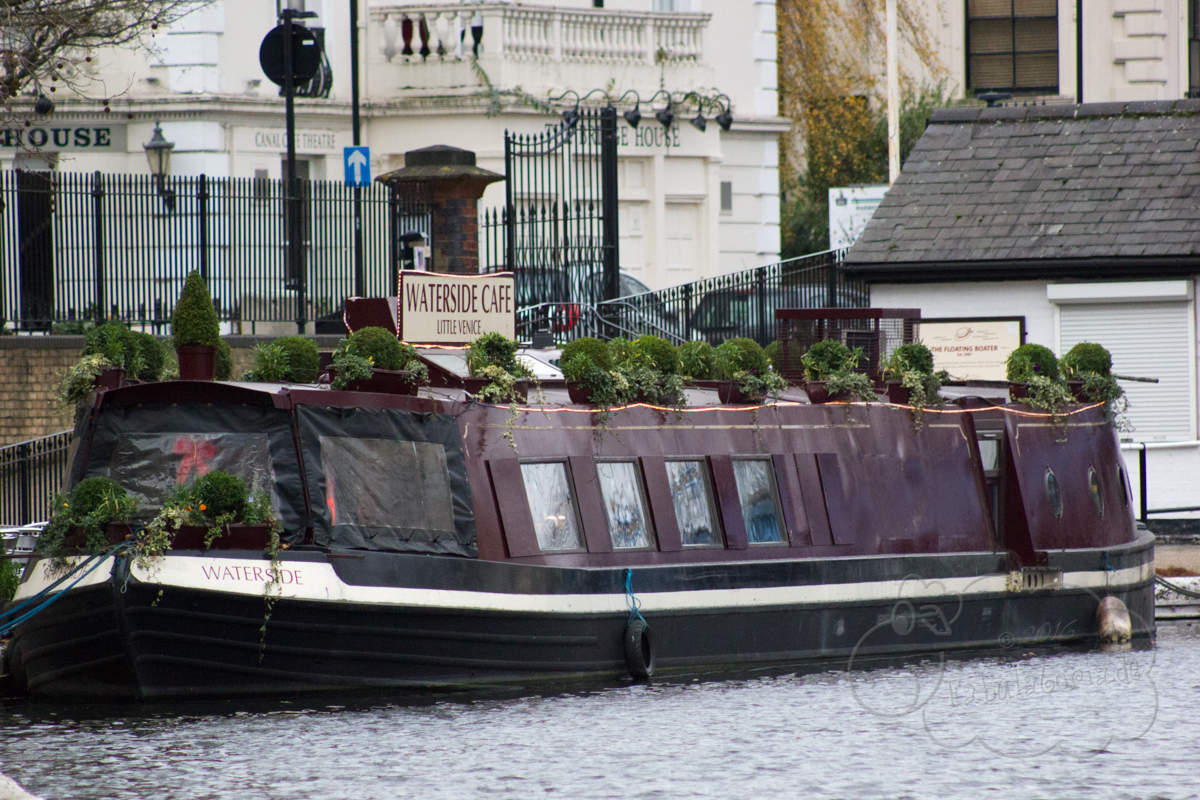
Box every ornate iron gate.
[482,107,619,313]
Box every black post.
[1139,444,1148,524]
[756,266,767,345]
[18,442,30,526]
[825,252,838,309]
[91,171,105,325]
[282,8,306,334]
[198,174,209,281]
[600,107,619,303]
[504,131,515,272]
[1076,0,1084,104]
[350,0,365,296]
[388,189,399,295]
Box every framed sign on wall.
[397,271,516,344]
[920,317,1026,381]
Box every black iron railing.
[0,431,72,526]
[514,250,867,346]
[1,171,427,332]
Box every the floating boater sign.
[397,270,516,344]
[922,317,1025,381]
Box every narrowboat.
[3,373,1154,700]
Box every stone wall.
[0,335,344,447]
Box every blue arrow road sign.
[344,146,370,187]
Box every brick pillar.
[430,190,480,274]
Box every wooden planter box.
[462,377,529,402]
[885,382,911,405]
[325,368,418,395]
[64,522,134,549]
[170,524,274,550]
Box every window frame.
[595,458,658,551]
[965,0,1059,96]
[730,456,789,547]
[519,458,587,554]
[665,457,725,549]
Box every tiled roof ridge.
[929,98,1200,125]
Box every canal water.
[2,622,1199,800]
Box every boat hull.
[6,534,1156,700]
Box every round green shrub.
[1061,342,1112,378]
[466,331,523,376]
[800,339,858,381]
[274,336,320,383]
[715,337,768,379]
[631,335,679,375]
[215,339,233,381]
[764,340,780,368]
[677,340,716,380]
[69,476,128,518]
[132,331,165,381]
[1006,343,1059,382]
[560,337,611,372]
[348,327,404,370]
[192,471,248,520]
[888,342,936,376]
[171,271,220,349]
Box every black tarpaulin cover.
[297,405,477,557]
[81,402,308,543]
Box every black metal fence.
[0,431,72,526]
[515,250,868,346]
[0,171,427,332]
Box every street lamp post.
[143,121,176,212]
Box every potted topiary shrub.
[171,270,221,380]
[242,336,322,384]
[1061,341,1128,428]
[881,342,949,431]
[80,322,135,389]
[610,335,684,405]
[561,337,614,404]
[37,476,138,554]
[1006,343,1063,401]
[800,339,876,405]
[464,331,533,403]
[713,337,786,404]
[677,340,717,385]
[328,327,427,394]
[144,470,277,551]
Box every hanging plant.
[882,341,948,432]
[1061,341,1129,431]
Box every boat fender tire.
[623,618,653,680]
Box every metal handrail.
[1119,441,1200,523]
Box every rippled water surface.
[3,623,1200,800]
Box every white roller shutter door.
[1059,302,1194,442]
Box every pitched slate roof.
[844,100,1200,282]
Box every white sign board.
[829,185,889,249]
[398,271,515,344]
[922,319,1024,381]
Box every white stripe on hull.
[15,556,1155,616]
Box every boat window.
[977,439,1000,472]
[320,437,456,532]
[520,461,584,552]
[732,458,786,544]
[1044,468,1063,519]
[596,461,655,549]
[1088,467,1104,517]
[107,433,279,517]
[666,460,722,546]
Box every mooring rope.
[1,542,132,635]
[625,568,647,628]
[1155,575,1200,600]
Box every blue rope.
[2,543,131,636]
[625,568,647,628]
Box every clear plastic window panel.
[596,461,653,549]
[320,437,455,531]
[666,460,721,546]
[520,462,583,552]
[106,433,278,518]
[732,459,785,544]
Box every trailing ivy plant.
[882,341,948,432]
[37,476,138,560]
[467,333,537,451]
[56,353,114,409]
[1061,341,1129,431]
[1006,343,1072,439]
[801,339,876,403]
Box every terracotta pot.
[95,366,126,392]
[883,383,907,407]
[717,381,765,405]
[804,381,849,404]
[177,345,217,381]
[566,381,593,404]
[1008,382,1029,402]
[463,377,529,402]
[170,523,274,551]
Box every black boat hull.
[7,534,1156,700]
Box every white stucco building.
[0,0,786,291]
